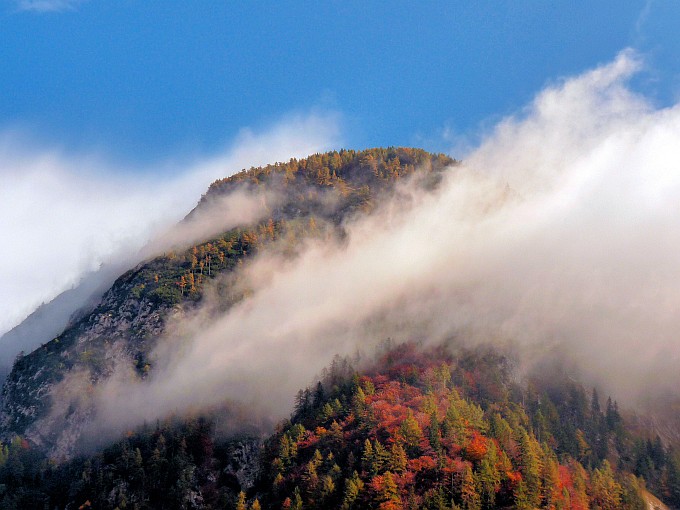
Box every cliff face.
[0,262,121,381]
[1,274,172,459]
[0,148,455,460]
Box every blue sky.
[1,1,678,164]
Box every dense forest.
[1,343,679,509]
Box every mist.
[0,112,340,342]
[82,50,680,441]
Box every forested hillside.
[0,343,678,509]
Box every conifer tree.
[590,460,623,510]
[362,439,375,476]
[400,410,423,456]
[235,491,247,510]
[378,471,401,508]
[389,442,407,474]
[460,463,481,510]
[516,427,542,507]
[341,470,364,510]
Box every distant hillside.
[256,343,679,510]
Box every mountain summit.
[0,148,455,459]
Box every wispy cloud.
[85,49,680,440]
[16,0,85,13]
[0,113,341,337]
[633,0,654,44]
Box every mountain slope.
[2,148,680,509]
[1,343,678,509]
[0,264,122,381]
[0,148,456,460]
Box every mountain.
[0,148,455,460]
[0,148,679,509]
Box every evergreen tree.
[590,460,623,510]
[389,442,407,474]
[235,491,247,510]
[341,471,364,510]
[460,463,481,510]
[516,427,542,507]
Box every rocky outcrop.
[0,274,172,459]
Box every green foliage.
[0,341,666,509]
[256,343,652,509]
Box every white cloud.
[87,49,680,437]
[16,0,85,13]
[0,113,340,336]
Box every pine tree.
[341,471,364,510]
[477,442,500,508]
[429,411,442,454]
[400,410,423,456]
[590,460,623,510]
[362,439,375,476]
[389,443,407,474]
[460,463,481,510]
[290,487,303,510]
[516,427,542,507]
[541,444,560,508]
[235,491,247,510]
[373,440,390,475]
[378,471,401,508]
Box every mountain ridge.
[0,147,456,460]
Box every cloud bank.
[87,50,680,439]
[0,113,340,338]
[15,0,85,13]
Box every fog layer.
[88,51,680,437]
[0,114,340,337]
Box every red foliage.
[407,455,438,472]
[465,432,488,462]
[371,399,409,434]
[441,437,463,457]
[396,470,416,487]
[559,465,573,491]
[370,474,387,492]
[378,502,403,510]
[463,371,476,389]
[268,344,635,510]
[506,470,523,489]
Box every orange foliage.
[465,432,488,461]
[559,465,573,491]
[407,455,438,472]
[371,399,409,433]
[379,502,403,510]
